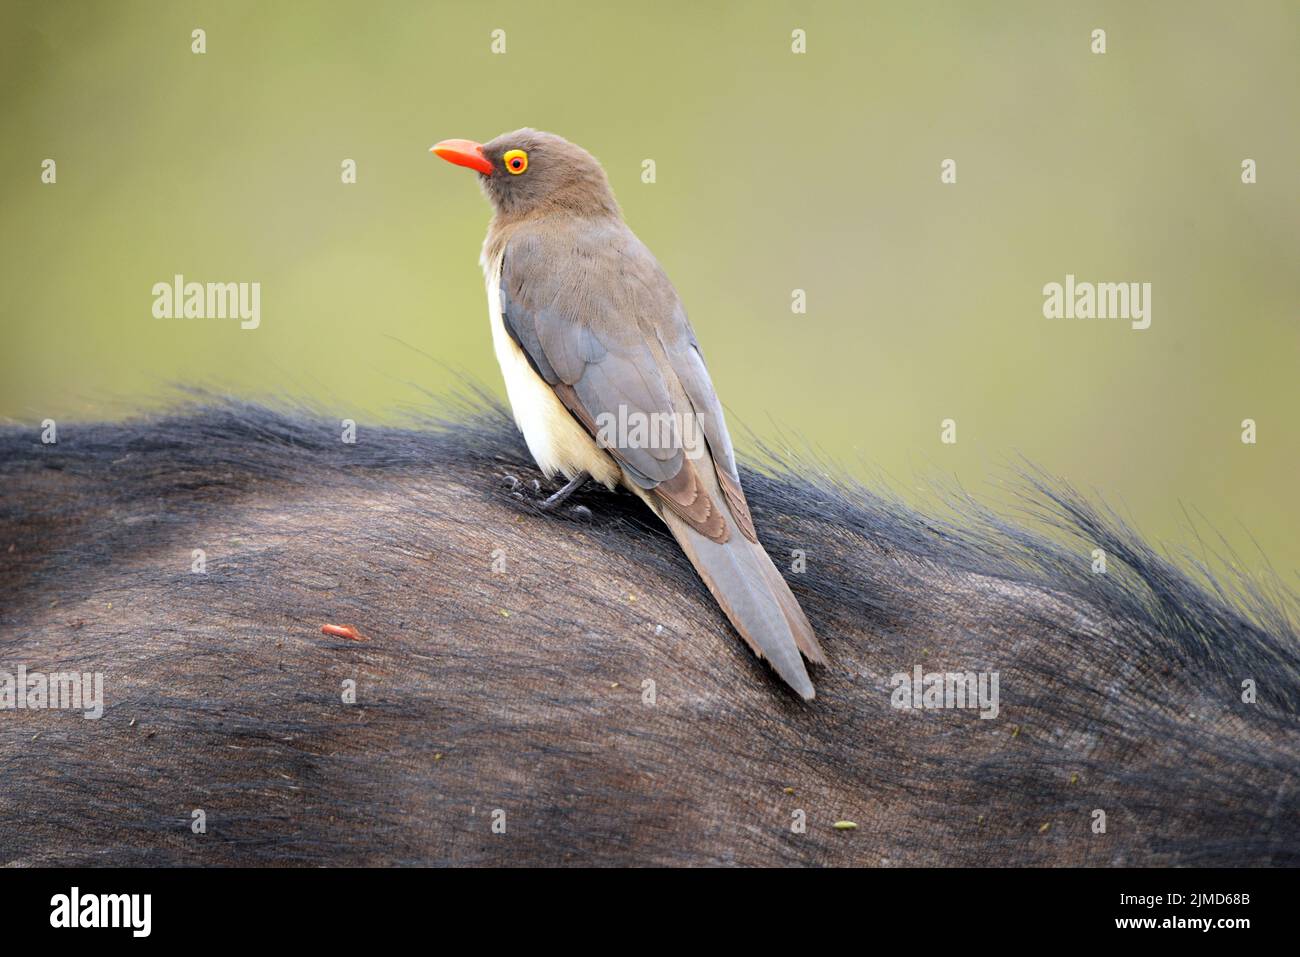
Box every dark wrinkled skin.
[1,398,1297,866]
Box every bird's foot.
[501,471,592,520]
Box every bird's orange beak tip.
[430,138,494,175]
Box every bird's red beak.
[430,139,494,176]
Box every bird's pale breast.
[483,250,622,489]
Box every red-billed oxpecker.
[431,129,826,699]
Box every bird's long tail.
[658,507,826,700]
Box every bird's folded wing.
[499,224,736,543]
[653,308,759,543]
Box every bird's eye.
[503,149,528,175]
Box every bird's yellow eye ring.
[503,149,528,175]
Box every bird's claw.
[501,473,546,498]
[501,470,592,518]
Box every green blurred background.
[2,0,1297,575]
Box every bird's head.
[431,128,619,220]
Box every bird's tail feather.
[659,509,823,699]
[758,545,827,665]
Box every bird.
[431,128,826,699]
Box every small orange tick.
[321,623,369,642]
